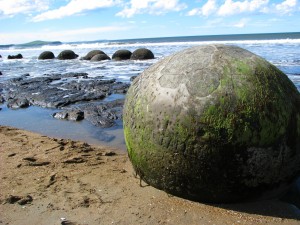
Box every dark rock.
[53,110,84,121]
[0,55,2,58]
[8,54,23,59]
[6,195,32,205]
[0,95,4,103]
[68,110,84,121]
[82,50,106,60]
[112,49,132,61]
[57,50,78,60]
[7,98,30,109]
[130,48,154,60]
[6,195,22,204]
[91,54,111,61]
[53,99,124,128]
[123,44,300,203]
[1,72,129,128]
[0,71,2,76]
[17,195,33,205]
[38,51,55,60]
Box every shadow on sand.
[213,177,300,221]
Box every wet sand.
[0,125,299,225]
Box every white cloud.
[275,0,297,14]
[0,25,131,44]
[0,0,49,16]
[187,0,217,16]
[32,0,118,22]
[233,18,249,28]
[116,0,187,18]
[218,0,269,16]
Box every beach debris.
[123,44,300,203]
[47,173,57,188]
[5,195,33,205]
[103,151,116,156]
[23,157,37,162]
[63,157,86,164]
[60,218,77,225]
[28,161,51,166]
[8,153,16,157]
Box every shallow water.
[0,103,126,151]
[1,34,300,149]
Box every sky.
[0,0,299,44]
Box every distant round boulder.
[123,44,300,203]
[38,51,55,60]
[8,54,23,59]
[112,49,132,61]
[130,48,154,60]
[82,50,106,60]
[57,50,78,60]
[90,54,111,61]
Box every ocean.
[0,32,300,149]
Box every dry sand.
[0,125,299,225]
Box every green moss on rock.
[123,45,300,203]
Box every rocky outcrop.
[38,51,55,60]
[130,48,154,60]
[53,99,124,128]
[57,50,78,60]
[8,54,23,59]
[0,72,129,127]
[112,50,132,61]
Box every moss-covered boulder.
[112,49,132,61]
[57,50,78,60]
[123,45,300,203]
[91,54,111,61]
[130,48,154,60]
[82,50,106,60]
[38,51,55,60]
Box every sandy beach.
[0,125,299,225]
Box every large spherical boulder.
[112,49,132,61]
[123,45,300,203]
[57,50,78,60]
[82,50,106,60]
[90,54,111,61]
[38,51,55,60]
[130,48,154,60]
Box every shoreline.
[0,125,300,225]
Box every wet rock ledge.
[0,72,130,128]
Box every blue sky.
[0,0,299,44]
